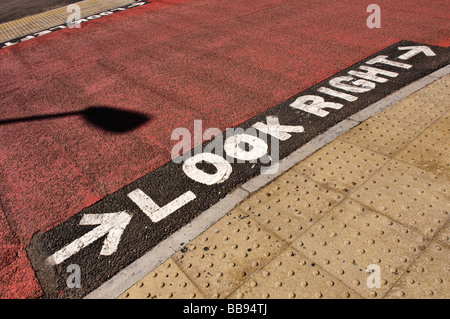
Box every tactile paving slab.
[436,222,450,247]
[171,210,285,299]
[350,160,449,239]
[385,241,449,299]
[395,125,450,180]
[229,248,361,299]
[294,139,387,195]
[380,80,449,128]
[239,170,343,242]
[431,111,450,134]
[405,76,450,104]
[118,259,205,299]
[293,199,428,298]
[340,114,425,157]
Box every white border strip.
[85,64,450,299]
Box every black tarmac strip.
[27,41,449,298]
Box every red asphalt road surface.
[0,0,449,298]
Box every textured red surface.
[0,0,448,298]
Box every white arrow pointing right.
[46,211,132,266]
[397,46,436,60]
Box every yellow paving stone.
[431,111,450,134]
[395,126,450,179]
[380,77,449,128]
[239,171,343,242]
[118,259,205,299]
[435,222,450,247]
[294,139,387,194]
[408,76,450,104]
[171,211,285,299]
[229,248,362,299]
[0,0,134,43]
[340,114,425,157]
[386,241,450,299]
[380,96,447,128]
[293,199,428,298]
[350,160,449,239]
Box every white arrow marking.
[46,211,132,266]
[397,46,436,60]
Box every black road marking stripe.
[26,40,449,298]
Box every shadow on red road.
[0,106,152,133]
